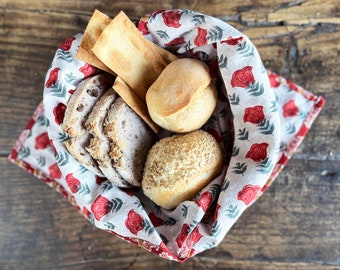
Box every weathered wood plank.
[1,0,339,269]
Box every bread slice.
[62,73,114,176]
[64,134,104,176]
[103,97,156,186]
[84,88,130,187]
[62,73,114,137]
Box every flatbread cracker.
[76,9,114,74]
[113,77,159,133]
[92,10,177,100]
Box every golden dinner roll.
[145,58,217,133]
[142,130,223,209]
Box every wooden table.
[1,1,339,269]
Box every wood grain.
[1,0,339,269]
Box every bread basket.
[9,9,325,261]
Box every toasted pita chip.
[113,77,159,133]
[76,9,114,74]
[92,10,177,100]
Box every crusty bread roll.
[142,130,223,209]
[146,58,217,133]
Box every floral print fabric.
[9,10,325,261]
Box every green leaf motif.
[257,120,275,135]
[143,219,155,235]
[156,30,170,40]
[57,132,70,142]
[221,179,230,192]
[298,110,308,120]
[226,204,240,219]
[50,81,66,98]
[218,54,228,68]
[181,204,188,218]
[37,114,50,127]
[228,93,240,105]
[237,41,254,57]
[104,221,115,230]
[101,181,114,192]
[232,146,240,156]
[247,81,264,96]
[192,14,205,25]
[65,72,76,83]
[111,198,123,213]
[285,123,296,134]
[232,162,247,175]
[37,156,46,167]
[209,184,221,198]
[18,146,30,159]
[210,221,222,237]
[270,101,278,112]
[207,26,223,42]
[56,151,69,166]
[78,164,88,174]
[184,40,192,52]
[256,158,274,174]
[237,128,249,140]
[78,182,90,195]
[163,217,177,227]
[56,49,73,63]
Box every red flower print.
[65,173,80,193]
[58,36,75,51]
[125,209,144,235]
[162,10,182,28]
[148,212,164,227]
[45,67,59,87]
[195,191,213,212]
[53,103,66,125]
[79,63,96,77]
[35,132,50,149]
[164,36,186,47]
[138,18,150,35]
[176,223,190,248]
[91,195,112,221]
[48,163,61,179]
[176,224,203,249]
[237,184,261,205]
[246,143,269,162]
[221,35,243,45]
[231,66,255,88]
[243,105,265,124]
[268,72,281,88]
[283,100,299,118]
[194,27,208,46]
